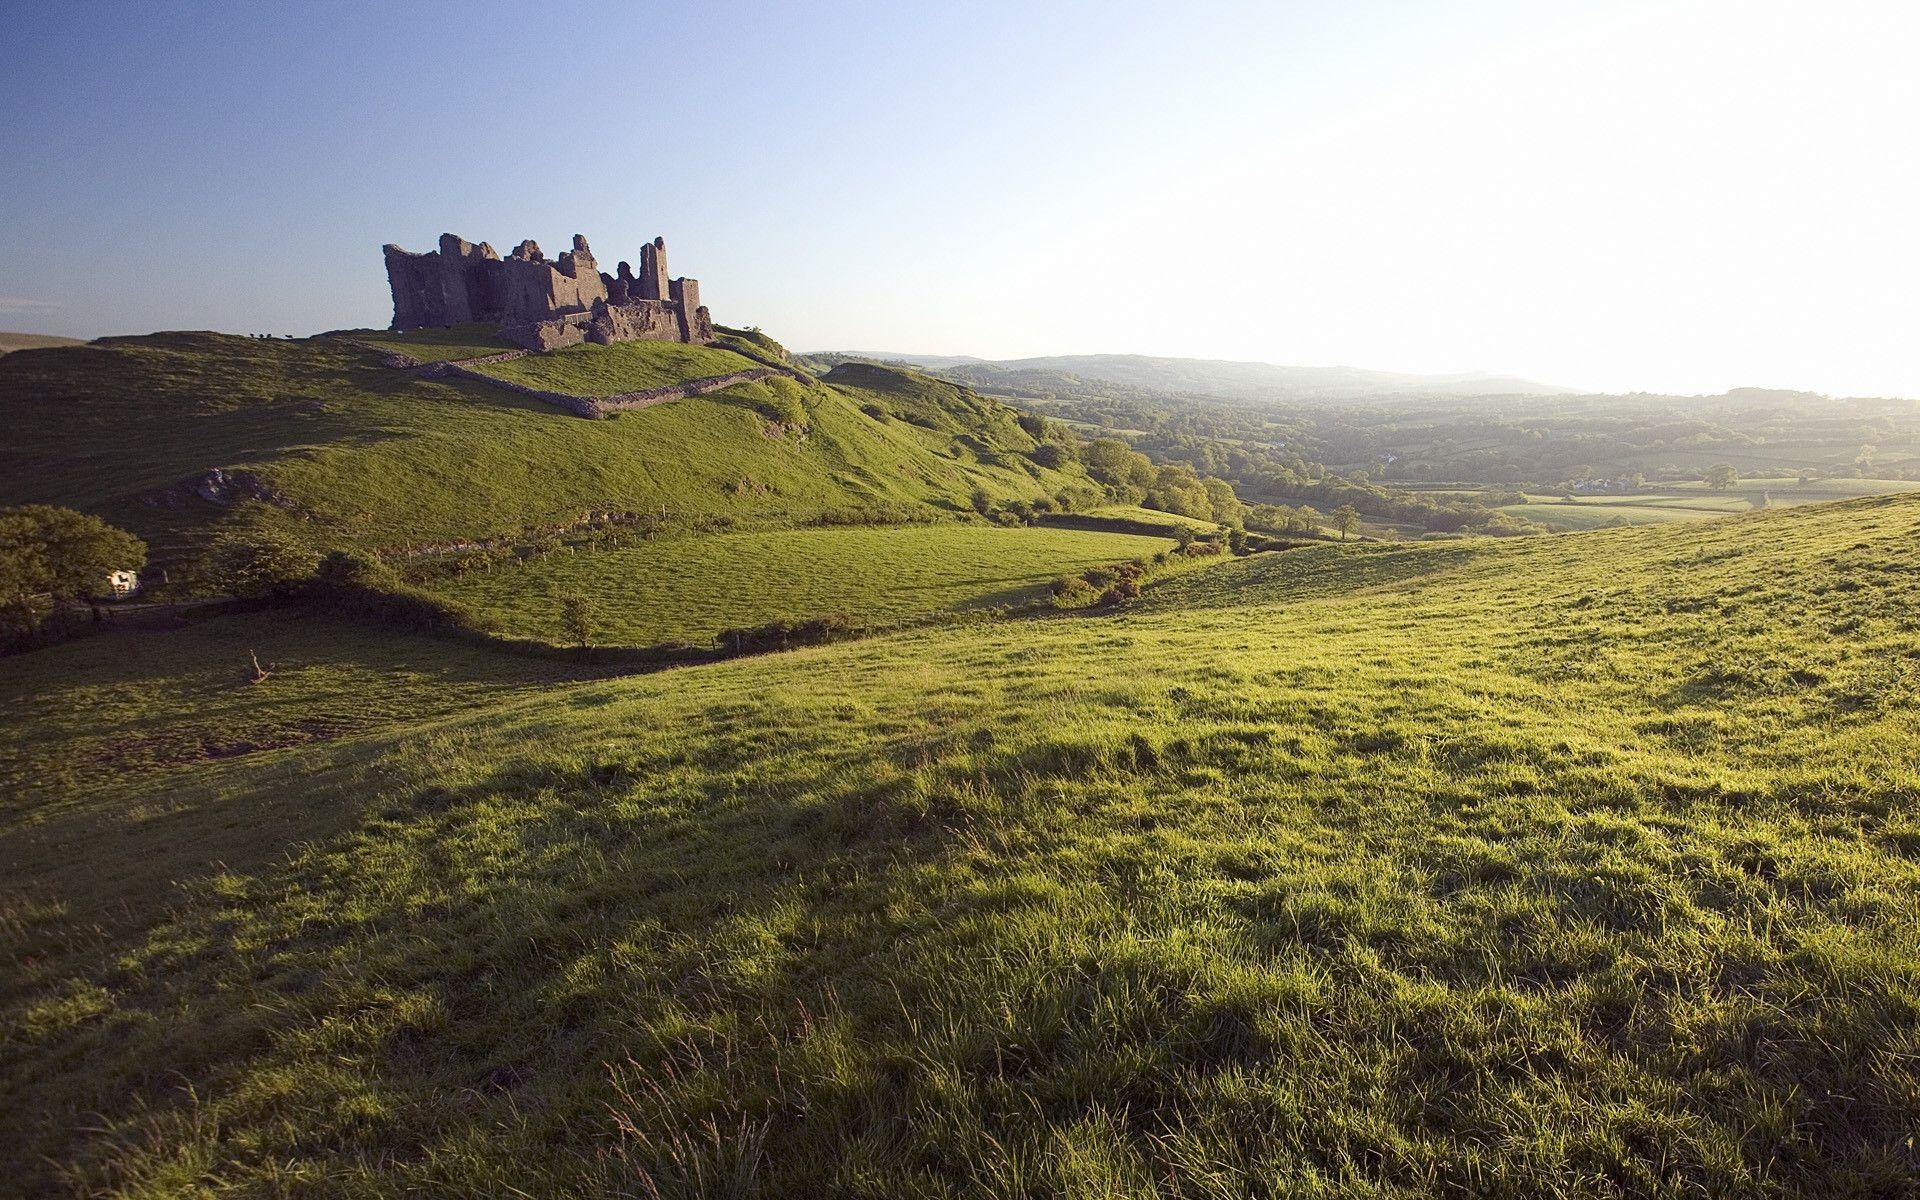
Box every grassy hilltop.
[0,331,1090,570]
[4,490,1916,1196]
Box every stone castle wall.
[382,232,712,352]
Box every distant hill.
[812,350,1572,402]
[0,331,85,355]
[824,351,989,370]
[0,330,1090,579]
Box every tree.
[1703,463,1738,490]
[1334,504,1361,541]
[1082,438,1156,498]
[1144,465,1217,522]
[968,486,992,516]
[559,591,596,658]
[0,505,146,627]
[204,524,320,598]
[1081,438,1138,483]
[1201,477,1243,527]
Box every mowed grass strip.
[471,339,761,396]
[431,523,1176,645]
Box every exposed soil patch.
[92,719,347,771]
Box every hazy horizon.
[4,0,1916,397]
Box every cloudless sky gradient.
[2,0,1916,395]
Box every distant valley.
[812,349,1573,402]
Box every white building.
[106,569,139,598]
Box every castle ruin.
[382,233,713,352]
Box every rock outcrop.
[382,232,713,352]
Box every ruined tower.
[637,236,669,301]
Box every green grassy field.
[1672,476,1920,507]
[5,493,1917,1195]
[0,334,1084,569]
[1501,501,1711,531]
[1503,479,1920,531]
[1080,504,1222,533]
[433,524,1177,645]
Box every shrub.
[811,504,940,527]
[1054,484,1102,513]
[558,591,596,655]
[202,523,321,599]
[717,612,862,654]
[1030,442,1070,469]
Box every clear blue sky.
[3,0,1916,395]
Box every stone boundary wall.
[598,369,777,414]
[427,361,604,417]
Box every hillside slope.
[0,333,1085,570]
[4,494,1916,1195]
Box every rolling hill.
[0,331,1095,577]
[4,490,1915,1195]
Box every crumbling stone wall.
[382,231,713,352]
[590,299,682,345]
